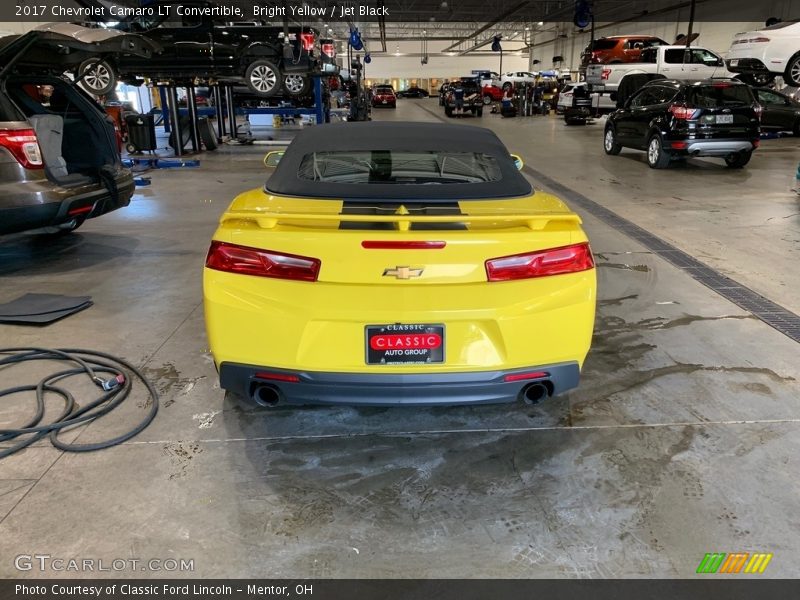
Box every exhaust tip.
[252,384,281,408]
[521,382,549,405]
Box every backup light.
[485,243,594,282]
[205,241,320,282]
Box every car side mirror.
[264,150,285,168]
[510,154,524,170]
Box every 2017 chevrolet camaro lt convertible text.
[203,122,596,407]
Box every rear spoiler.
[220,209,582,232]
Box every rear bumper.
[669,139,757,157]
[726,57,773,74]
[0,169,134,235]
[220,361,581,406]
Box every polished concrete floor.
[0,99,798,578]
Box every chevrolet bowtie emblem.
[383,266,424,280]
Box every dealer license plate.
[716,114,734,124]
[365,324,445,365]
[729,59,739,67]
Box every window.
[689,49,722,65]
[757,90,784,105]
[686,85,755,108]
[297,151,503,185]
[664,48,690,64]
[630,86,676,107]
[640,48,658,63]
[591,39,619,51]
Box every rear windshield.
[590,39,618,50]
[685,85,754,108]
[375,86,394,93]
[764,19,800,30]
[297,151,502,185]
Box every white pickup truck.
[586,45,732,92]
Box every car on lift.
[397,87,430,98]
[443,78,483,117]
[753,87,800,135]
[203,122,597,407]
[481,84,505,105]
[726,20,800,86]
[371,85,397,108]
[603,79,761,169]
[76,0,321,99]
[500,71,538,90]
[0,24,156,236]
[580,35,668,67]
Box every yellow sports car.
[204,122,596,407]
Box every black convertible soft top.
[265,122,533,201]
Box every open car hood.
[0,23,159,77]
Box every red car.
[481,84,504,105]
[371,85,396,108]
[580,35,667,67]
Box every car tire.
[445,107,453,117]
[482,95,492,105]
[245,60,281,97]
[125,142,138,154]
[647,135,671,169]
[785,53,800,86]
[476,108,483,117]
[603,126,622,155]
[282,73,311,97]
[725,151,752,169]
[77,59,117,97]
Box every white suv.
[726,20,800,86]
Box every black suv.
[604,79,760,169]
[78,0,320,98]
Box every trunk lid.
[216,193,586,286]
[677,83,759,138]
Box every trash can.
[124,114,156,153]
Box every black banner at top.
[1,0,795,23]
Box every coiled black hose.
[0,348,158,459]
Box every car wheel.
[482,95,492,105]
[125,142,138,154]
[77,59,117,96]
[725,151,752,169]
[245,60,281,97]
[786,54,800,86]
[647,135,671,169]
[603,126,622,155]
[282,73,311,97]
[445,107,453,117]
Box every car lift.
[154,76,329,157]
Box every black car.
[0,24,154,235]
[603,79,760,169]
[77,0,320,98]
[753,87,800,135]
[443,79,483,117]
[397,87,430,98]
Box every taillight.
[754,104,763,120]
[0,128,43,169]
[485,242,594,282]
[300,32,315,52]
[669,105,700,120]
[601,69,611,80]
[205,241,320,282]
[749,37,771,43]
[255,371,300,383]
[322,42,336,58]
[504,371,549,383]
